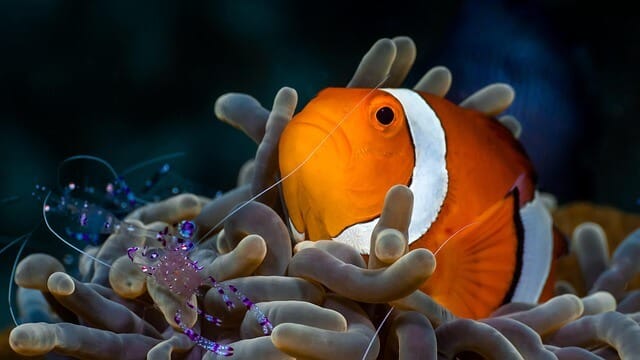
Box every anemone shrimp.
[3,153,274,357]
[125,219,273,355]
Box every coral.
[6,35,640,360]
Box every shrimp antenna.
[197,75,391,242]
[361,305,395,360]
[433,221,479,256]
[121,151,186,176]
[59,154,119,180]
[0,234,30,257]
[8,232,31,326]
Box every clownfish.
[278,87,563,319]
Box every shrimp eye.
[375,106,394,125]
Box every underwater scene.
[1,1,640,359]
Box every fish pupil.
[375,106,394,125]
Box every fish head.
[278,88,415,241]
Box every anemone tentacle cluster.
[6,36,640,359]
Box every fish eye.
[375,106,394,125]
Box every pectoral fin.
[424,190,524,319]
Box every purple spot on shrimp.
[184,328,198,341]
[242,297,253,308]
[127,246,139,261]
[178,220,196,239]
[180,242,194,251]
[191,260,203,271]
[79,212,88,226]
[204,314,222,326]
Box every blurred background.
[0,0,639,329]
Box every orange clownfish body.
[278,88,558,319]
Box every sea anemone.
[5,36,640,359]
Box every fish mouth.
[300,112,354,144]
[282,116,353,171]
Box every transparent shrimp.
[7,153,273,356]
[127,219,273,356]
